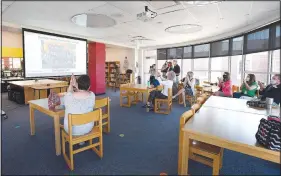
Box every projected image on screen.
[41,40,76,69]
[23,29,87,77]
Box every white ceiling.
[2,1,280,49]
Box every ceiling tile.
[2,1,14,6]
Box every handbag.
[255,116,280,151]
[246,100,266,108]
[48,91,61,110]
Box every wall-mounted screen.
[23,29,87,77]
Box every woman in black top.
[258,74,281,104]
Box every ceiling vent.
[130,36,153,43]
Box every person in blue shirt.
[149,75,160,88]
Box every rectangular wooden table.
[30,84,69,99]
[178,97,280,175]
[9,79,68,104]
[203,96,280,115]
[119,84,156,105]
[29,96,106,156]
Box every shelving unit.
[105,61,120,87]
[105,61,131,88]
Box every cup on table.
[266,97,274,115]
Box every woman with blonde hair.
[172,71,195,107]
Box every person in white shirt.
[172,71,195,107]
[143,71,175,110]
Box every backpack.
[255,116,280,151]
[48,91,61,110]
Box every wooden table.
[202,85,220,93]
[203,96,280,115]
[178,98,280,175]
[9,79,68,104]
[29,96,106,156]
[119,84,156,105]
[30,84,69,99]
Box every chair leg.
[69,143,74,170]
[220,149,224,169]
[212,156,220,175]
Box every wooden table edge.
[182,128,280,164]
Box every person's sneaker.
[149,107,154,111]
[142,104,151,108]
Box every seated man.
[258,74,280,105]
[143,71,175,111]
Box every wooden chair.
[94,97,110,133]
[154,88,172,114]
[178,84,196,106]
[178,110,224,175]
[232,85,240,93]
[119,84,138,107]
[195,86,203,98]
[196,96,206,105]
[191,103,200,114]
[61,109,103,170]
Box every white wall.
[105,47,135,72]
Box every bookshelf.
[105,61,132,87]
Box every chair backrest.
[197,96,205,105]
[94,97,109,109]
[191,103,200,114]
[68,109,102,138]
[180,110,194,129]
[232,85,239,93]
[168,88,172,101]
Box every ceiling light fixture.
[71,13,116,28]
[165,24,202,34]
[186,1,221,6]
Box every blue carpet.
[1,90,280,175]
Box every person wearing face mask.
[213,72,233,97]
[258,74,281,104]
[172,71,195,107]
[149,64,157,77]
[233,74,258,98]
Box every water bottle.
[266,97,273,116]
[147,80,150,88]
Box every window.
[194,44,209,58]
[231,36,243,55]
[211,71,225,83]
[183,46,192,59]
[275,25,280,49]
[12,58,21,69]
[230,55,243,86]
[157,60,166,71]
[193,71,209,84]
[245,51,268,73]
[246,28,269,53]
[157,49,167,60]
[211,57,229,71]
[182,59,192,77]
[272,49,280,73]
[193,58,209,70]
[167,47,183,60]
[211,40,229,57]
[250,73,268,85]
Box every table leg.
[179,132,190,175]
[54,115,61,156]
[29,105,35,135]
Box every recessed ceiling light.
[165,24,202,34]
[71,13,116,28]
[186,1,221,6]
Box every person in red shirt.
[213,72,233,97]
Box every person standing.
[173,59,180,84]
[123,56,129,72]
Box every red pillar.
[88,42,106,94]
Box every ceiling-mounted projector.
[137,6,157,22]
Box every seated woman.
[64,74,96,136]
[258,74,280,105]
[149,75,160,88]
[213,72,232,97]
[233,74,258,99]
[172,71,195,107]
[143,71,175,110]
